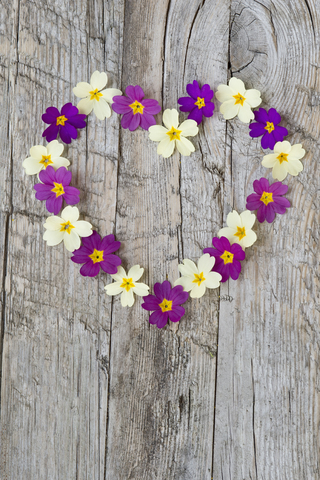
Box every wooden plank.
[104,1,230,478]
[212,1,320,479]
[0,0,124,478]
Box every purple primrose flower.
[42,103,86,144]
[249,108,288,150]
[112,85,161,131]
[203,236,245,283]
[34,166,80,215]
[141,280,189,329]
[178,80,215,124]
[71,230,121,277]
[246,177,290,223]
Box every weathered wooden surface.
[1,0,319,479]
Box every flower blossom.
[112,85,161,131]
[71,230,121,277]
[43,206,92,252]
[42,103,86,144]
[141,280,189,329]
[218,210,257,249]
[34,166,80,215]
[249,107,288,150]
[174,254,221,298]
[203,236,245,282]
[215,77,261,123]
[22,140,69,175]
[148,109,198,158]
[246,177,291,223]
[104,265,149,307]
[73,70,122,120]
[261,141,305,181]
[178,80,215,124]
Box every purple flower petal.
[34,184,53,200]
[265,205,276,223]
[140,112,156,130]
[249,122,266,137]
[61,103,78,117]
[141,99,161,115]
[67,114,87,129]
[39,165,56,184]
[254,108,269,123]
[273,125,288,142]
[186,80,201,99]
[200,84,214,101]
[201,102,215,117]
[188,107,203,125]
[134,85,145,102]
[100,256,121,274]
[63,122,78,140]
[142,295,161,311]
[203,247,216,257]
[230,243,245,261]
[59,126,72,144]
[268,182,288,195]
[260,132,275,150]
[178,96,196,112]
[256,204,267,223]
[125,85,136,100]
[229,262,241,280]
[47,195,63,214]
[168,306,185,323]
[80,261,100,277]
[42,123,59,142]
[128,113,141,131]
[112,102,132,114]
[121,111,134,129]
[149,310,168,328]
[268,108,281,125]
[55,167,71,185]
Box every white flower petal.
[240,210,256,230]
[220,99,240,120]
[43,229,64,246]
[44,216,63,231]
[50,156,70,170]
[30,145,47,160]
[274,141,291,154]
[132,283,150,296]
[121,289,134,307]
[262,154,277,168]
[204,271,222,289]
[128,264,144,281]
[90,71,107,90]
[226,210,241,229]
[100,88,122,103]
[46,140,64,158]
[22,157,42,175]
[229,77,246,95]
[197,253,215,275]
[174,276,194,291]
[111,266,127,282]
[74,220,92,237]
[179,119,198,137]
[272,162,288,181]
[244,89,262,108]
[215,84,233,103]
[77,97,94,115]
[157,136,175,158]
[237,102,254,123]
[176,137,194,156]
[289,144,305,159]
[73,82,92,98]
[163,109,179,129]
[104,282,123,296]
[286,158,303,176]
[241,229,257,248]
[61,206,79,223]
[149,125,168,142]
[190,282,206,298]
[218,226,236,242]
[179,258,198,276]
[93,99,111,120]
[64,229,80,252]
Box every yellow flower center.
[167,126,182,141]
[89,88,103,101]
[129,100,145,115]
[233,93,246,106]
[51,182,65,198]
[234,226,246,241]
[194,97,205,109]
[159,298,173,313]
[277,152,289,164]
[264,121,275,133]
[220,250,234,265]
[193,272,205,287]
[89,249,104,264]
[56,115,68,126]
[120,277,135,292]
[260,191,274,206]
[40,154,53,167]
[60,221,75,234]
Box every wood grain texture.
[1,0,320,479]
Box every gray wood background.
[1,0,319,478]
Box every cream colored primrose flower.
[174,253,222,298]
[215,77,262,123]
[148,108,198,158]
[73,70,122,120]
[105,265,150,307]
[22,140,70,175]
[43,206,92,252]
[218,210,257,249]
[261,140,305,181]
